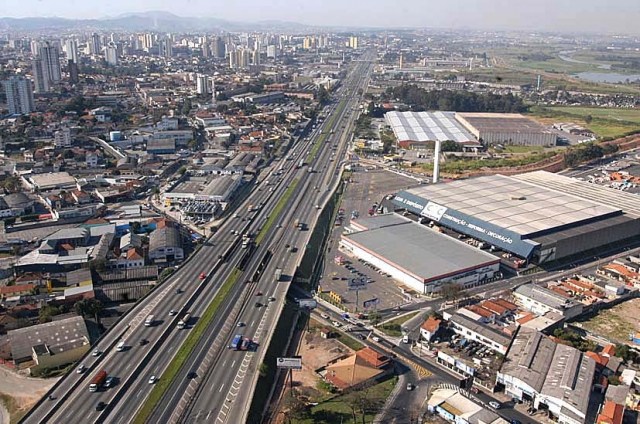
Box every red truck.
[89,370,107,392]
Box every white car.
[371,336,381,342]
[148,375,158,385]
[321,313,330,319]
[332,321,342,327]
[76,364,86,374]
[169,310,177,316]
[489,401,501,409]
[92,349,102,357]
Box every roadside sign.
[277,357,302,369]
[348,277,367,291]
[298,299,317,309]
[363,298,379,309]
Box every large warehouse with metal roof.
[392,171,640,265]
[340,214,500,295]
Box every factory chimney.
[433,139,441,184]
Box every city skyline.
[1,0,640,34]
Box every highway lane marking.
[218,383,225,392]
[231,359,236,368]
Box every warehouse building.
[455,113,557,146]
[384,111,480,150]
[340,214,500,295]
[392,171,640,265]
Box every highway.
[19,53,373,424]
[150,58,374,423]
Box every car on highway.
[255,302,262,308]
[237,322,245,327]
[77,364,86,374]
[371,336,380,342]
[256,291,263,296]
[148,375,158,385]
[92,349,102,357]
[488,401,501,409]
[95,401,106,411]
[169,310,177,316]
[139,339,149,346]
[104,376,115,388]
[332,321,341,327]
[406,383,414,391]
[175,288,182,294]
[187,371,198,379]
[321,313,330,319]
[199,272,206,280]
[268,296,276,302]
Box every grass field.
[378,312,420,337]
[293,377,397,424]
[529,106,640,139]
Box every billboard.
[277,357,302,369]
[348,277,367,291]
[363,298,380,309]
[298,299,317,309]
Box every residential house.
[322,347,390,390]
[420,316,441,342]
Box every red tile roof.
[597,400,624,424]
[421,316,441,333]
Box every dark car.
[187,371,198,379]
[255,302,262,308]
[95,401,106,411]
[139,339,149,346]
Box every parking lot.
[320,167,421,312]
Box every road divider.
[306,99,348,163]
[133,267,243,424]
[254,179,299,245]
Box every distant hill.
[0,11,315,32]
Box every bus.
[177,313,191,329]
[89,370,107,392]
[144,315,155,327]
[230,334,243,350]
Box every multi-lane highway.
[21,53,373,424]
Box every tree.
[614,344,638,363]
[258,362,268,378]
[178,166,188,176]
[181,98,192,116]
[317,85,329,104]
[86,298,104,325]
[584,114,593,124]
[74,299,88,318]
[439,283,465,304]
[283,389,310,421]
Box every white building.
[54,127,72,148]
[4,76,35,115]
[196,74,211,95]
[104,42,118,66]
[513,284,583,319]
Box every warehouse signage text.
[441,214,514,245]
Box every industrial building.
[340,214,500,295]
[384,111,480,150]
[385,111,557,148]
[497,327,597,424]
[392,171,640,265]
[455,113,557,146]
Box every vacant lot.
[530,106,640,139]
[579,298,640,344]
[292,319,359,402]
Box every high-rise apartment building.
[158,37,172,58]
[32,58,49,93]
[196,74,211,95]
[252,49,261,66]
[64,39,78,63]
[105,42,118,66]
[211,36,225,59]
[54,127,72,148]
[39,42,61,83]
[4,76,35,115]
[266,45,277,59]
[67,60,79,84]
[90,33,101,55]
[349,36,359,49]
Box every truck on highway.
[275,268,283,281]
[144,315,155,327]
[296,159,305,169]
[177,313,191,329]
[89,370,108,392]
[230,334,243,350]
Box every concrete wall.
[30,344,90,375]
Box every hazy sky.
[2,0,639,34]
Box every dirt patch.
[293,320,355,401]
[579,298,640,344]
[0,366,59,423]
